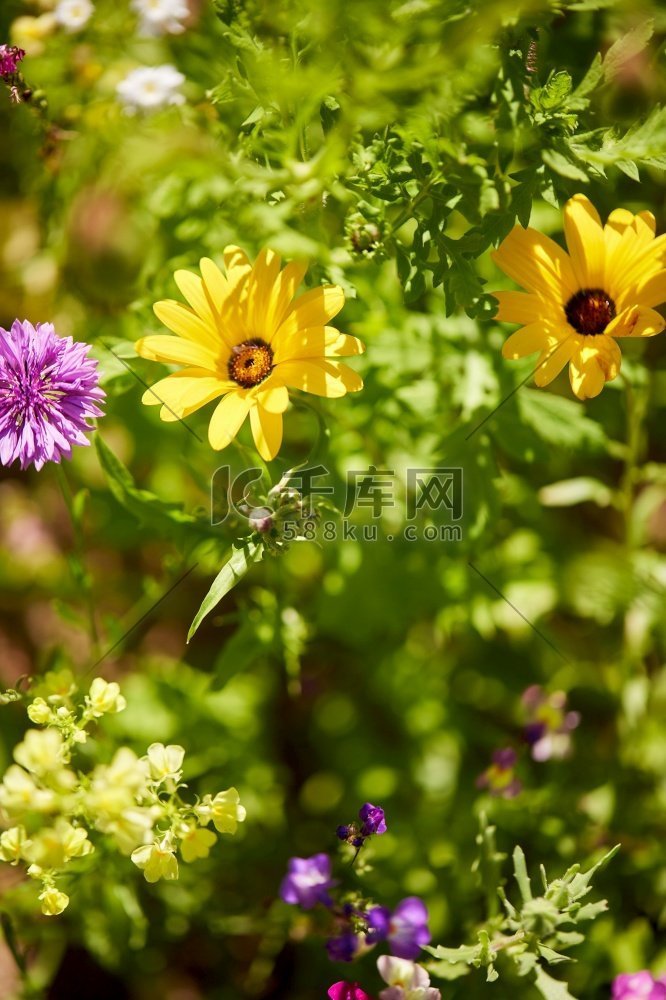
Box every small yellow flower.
[38,886,69,916]
[197,788,247,835]
[178,824,217,863]
[86,678,127,717]
[27,698,52,725]
[131,838,179,883]
[0,765,57,813]
[29,820,94,868]
[136,247,364,460]
[146,743,185,784]
[493,194,666,399]
[0,826,32,865]
[14,728,65,776]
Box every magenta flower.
[328,983,373,1000]
[612,972,666,999]
[476,747,522,798]
[0,320,104,471]
[0,44,25,79]
[359,803,387,836]
[279,853,335,910]
[367,897,431,960]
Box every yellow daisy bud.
[27,698,52,725]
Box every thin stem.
[55,465,100,654]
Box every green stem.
[55,465,100,654]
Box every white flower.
[0,765,57,813]
[54,0,93,32]
[196,788,246,834]
[377,956,442,1000]
[131,0,188,36]
[116,65,185,115]
[0,826,32,865]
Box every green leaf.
[534,967,577,1000]
[187,541,264,642]
[513,846,533,903]
[567,845,620,900]
[95,436,212,543]
[427,943,484,964]
[602,20,654,83]
[542,149,589,182]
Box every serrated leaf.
[538,945,574,965]
[542,149,589,181]
[567,845,620,900]
[187,541,263,642]
[534,967,578,1000]
[427,943,483,964]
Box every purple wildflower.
[0,320,104,471]
[367,897,431,960]
[612,972,666,1000]
[522,686,580,762]
[476,747,522,799]
[359,803,387,836]
[326,932,360,963]
[0,45,25,79]
[279,853,335,910]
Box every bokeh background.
[1,0,666,996]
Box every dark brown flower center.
[564,288,616,336]
[228,338,274,388]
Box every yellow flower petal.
[135,334,218,369]
[563,194,606,288]
[632,270,666,309]
[533,337,577,387]
[492,227,577,303]
[275,327,364,363]
[250,404,283,461]
[208,391,252,451]
[264,260,309,334]
[501,323,568,360]
[257,385,290,413]
[277,286,345,339]
[223,245,252,291]
[153,299,221,352]
[275,359,361,397]
[607,305,665,339]
[493,291,550,325]
[569,338,621,399]
[174,270,218,330]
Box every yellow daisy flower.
[136,247,365,460]
[492,194,666,399]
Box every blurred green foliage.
[1,0,666,997]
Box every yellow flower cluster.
[0,673,246,915]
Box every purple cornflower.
[367,897,431,960]
[279,853,335,910]
[612,972,666,1000]
[0,320,104,471]
[359,803,387,836]
[522,686,580,762]
[476,747,522,799]
[0,45,25,79]
[326,931,360,963]
[328,983,373,1000]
